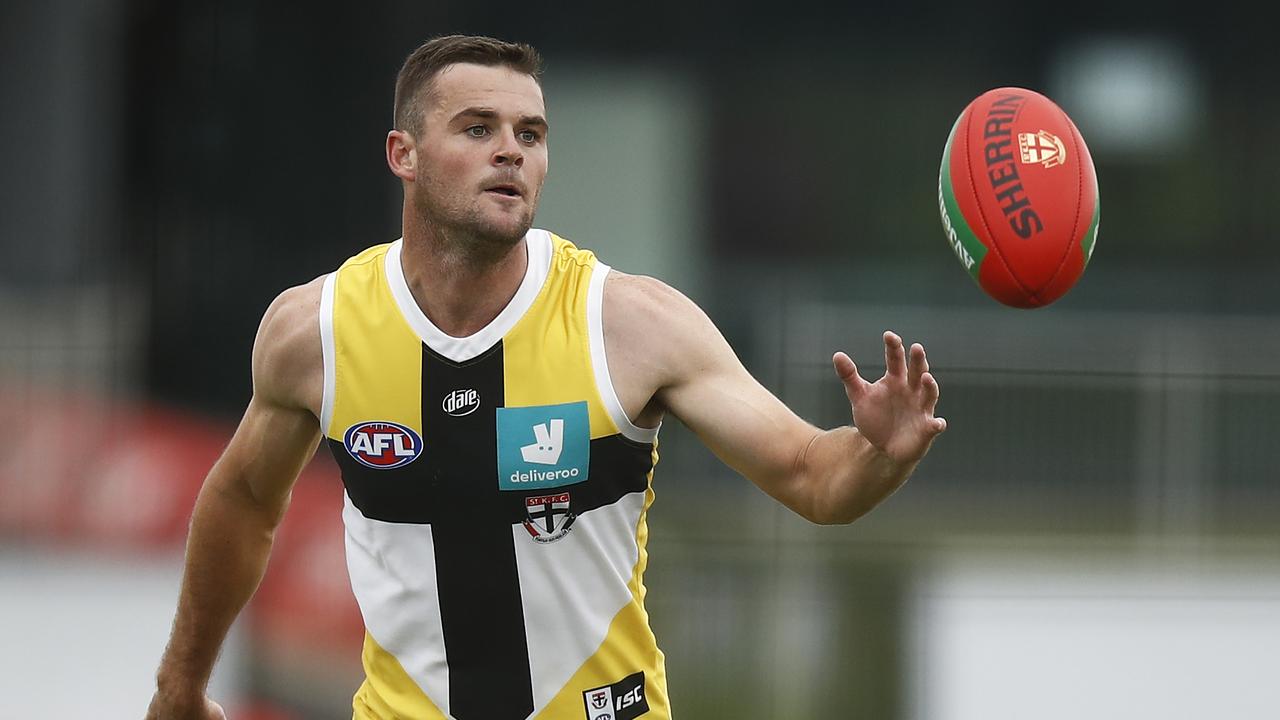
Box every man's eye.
[518,129,540,143]
[467,126,488,137]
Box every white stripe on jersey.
[515,490,646,716]
[342,493,451,713]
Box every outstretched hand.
[833,331,946,465]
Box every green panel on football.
[938,113,988,282]
[1081,196,1100,266]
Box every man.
[146,34,946,720]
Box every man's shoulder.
[251,275,326,411]
[602,270,718,367]
[532,228,701,325]
[541,229,599,270]
[267,274,326,323]
[332,240,397,276]
[604,270,690,315]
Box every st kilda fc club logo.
[523,492,576,543]
[1018,129,1067,169]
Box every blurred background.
[3,1,1279,718]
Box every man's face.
[410,63,548,249]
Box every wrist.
[853,427,913,473]
[155,663,210,699]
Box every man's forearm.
[798,426,914,525]
[155,473,281,695]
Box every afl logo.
[442,388,481,417]
[343,421,422,470]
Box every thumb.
[833,351,867,403]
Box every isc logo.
[616,686,643,710]
[581,672,647,720]
[343,421,422,469]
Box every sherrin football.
[938,87,1099,308]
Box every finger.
[833,351,868,402]
[921,371,940,412]
[884,331,906,379]
[907,342,928,388]
[932,416,947,434]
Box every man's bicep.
[657,317,817,497]
[208,278,325,519]
[209,396,321,523]
[608,273,815,498]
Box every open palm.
[833,331,946,465]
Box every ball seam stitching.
[963,101,1035,302]
[1033,107,1086,305]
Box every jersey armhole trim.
[588,262,660,444]
[319,271,337,437]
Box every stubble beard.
[412,173,536,266]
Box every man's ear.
[386,129,416,182]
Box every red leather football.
[938,87,1100,308]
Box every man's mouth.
[485,184,522,198]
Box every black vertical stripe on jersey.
[328,341,658,717]
[421,341,533,720]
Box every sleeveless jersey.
[318,229,669,720]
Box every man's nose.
[493,132,524,167]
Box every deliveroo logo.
[521,418,564,464]
[497,401,590,491]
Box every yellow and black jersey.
[318,229,669,720]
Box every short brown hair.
[393,34,543,136]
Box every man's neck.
[399,222,530,339]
